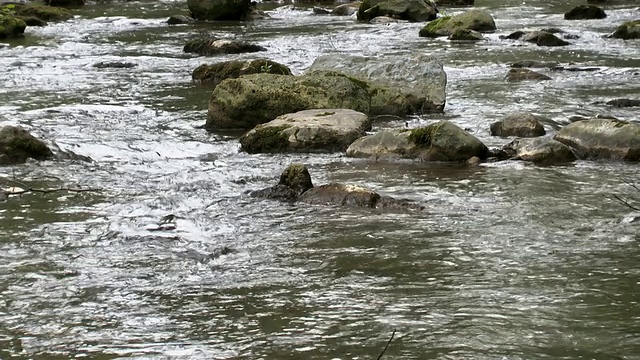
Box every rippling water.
[1,0,639,358]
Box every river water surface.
[1,0,639,358]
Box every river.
[1,0,639,358]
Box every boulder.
[357,0,438,23]
[435,0,474,5]
[502,137,577,165]
[509,31,570,46]
[448,28,484,41]
[239,109,371,153]
[193,59,292,87]
[250,163,313,201]
[564,5,606,20]
[554,119,640,161]
[167,15,194,24]
[606,99,640,108]
[13,4,72,22]
[346,120,488,161]
[331,2,360,16]
[490,112,546,137]
[611,20,640,40]
[307,54,446,112]
[313,6,331,15]
[184,37,266,56]
[419,9,496,37]
[206,72,424,130]
[187,0,253,20]
[505,68,552,82]
[0,15,26,38]
[0,126,53,165]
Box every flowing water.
[1,0,640,358]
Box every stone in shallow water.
[505,68,552,82]
[554,118,640,161]
[0,125,53,165]
[490,112,546,138]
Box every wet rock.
[554,118,640,161]
[187,0,253,20]
[564,5,606,20]
[505,31,570,46]
[192,59,292,87]
[491,112,546,137]
[93,61,138,69]
[611,20,640,40]
[184,37,266,56]
[13,4,72,22]
[167,14,194,24]
[346,120,488,162]
[448,28,484,41]
[370,16,405,24]
[0,126,54,165]
[0,15,26,38]
[307,54,447,112]
[312,6,330,15]
[300,183,380,207]
[250,163,314,201]
[505,68,552,82]
[357,0,438,23]
[503,137,577,165]
[206,72,423,130]
[435,0,474,5]
[46,0,84,7]
[606,99,640,108]
[331,2,359,16]
[419,9,496,38]
[239,109,371,153]
[511,60,559,68]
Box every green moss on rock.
[0,14,26,38]
[611,19,640,40]
[240,125,292,153]
[193,59,292,87]
[418,16,451,37]
[14,4,72,22]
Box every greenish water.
[1,0,639,358]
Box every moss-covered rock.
[193,59,292,87]
[184,38,266,56]
[419,9,496,37]
[14,4,72,22]
[554,119,640,161]
[0,14,26,38]
[611,20,640,40]
[187,0,253,20]
[16,16,47,26]
[0,126,53,165]
[357,0,437,23]
[206,72,422,130]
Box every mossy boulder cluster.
[419,9,496,37]
[193,59,292,87]
[490,112,546,138]
[357,0,438,23]
[0,126,53,165]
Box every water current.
[1,0,639,358]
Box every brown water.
[1,0,640,358]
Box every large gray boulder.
[0,126,53,165]
[554,119,640,161]
[346,120,488,161]
[419,9,496,37]
[206,72,424,130]
[307,54,446,112]
[192,59,292,87]
[187,0,252,20]
[611,20,640,40]
[239,109,371,153]
[357,0,438,23]
[502,137,577,165]
[491,112,546,137]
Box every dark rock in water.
[554,118,640,161]
[503,31,525,40]
[611,20,640,40]
[331,2,359,16]
[448,28,484,41]
[0,126,54,165]
[192,59,291,87]
[250,163,313,201]
[505,31,570,46]
[511,60,559,68]
[0,15,26,38]
[505,68,552,82]
[502,137,577,165]
[184,37,266,56]
[187,0,253,20]
[419,9,496,37]
[16,16,46,26]
[46,0,84,7]
[606,99,640,108]
[300,183,380,207]
[93,61,138,69]
[564,5,606,20]
[491,112,546,138]
[358,0,438,23]
[312,6,330,15]
[167,15,194,24]
[540,27,564,34]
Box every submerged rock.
[490,112,546,138]
[0,15,26,38]
[251,164,423,210]
[502,137,577,165]
[554,119,640,161]
[611,20,640,40]
[167,14,194,24]
[206,72,424,130]
[184,37,266,56]
[606,98,640,108]
[192,59,291,87]
[0,126,53,165]
[511,60,559,68]
[46,0,84,7]
[187,0,253,20]
[357,0,438,23]
[346,120,488,162]
[419,9,496,38]
[564,5,606,20]
[435,0,474,5]
[505,68,552,82]
[307,54,447,112]
[239,109,371,153]
[93,61,137,69]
